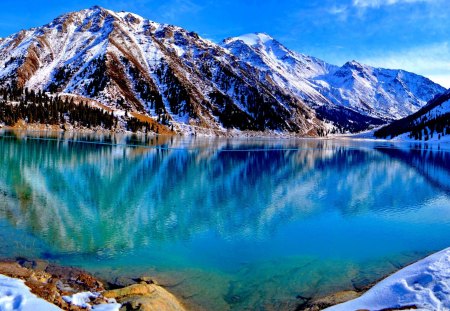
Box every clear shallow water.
[1,131,450,310]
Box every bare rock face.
[104,282,186,311]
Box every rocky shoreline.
[0,259,394,311]
[1,255,439,311]
[0,258,186,311]
[1,123,323,139]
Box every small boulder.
[105,283,185,311]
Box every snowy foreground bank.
[0,274,60,310]
[0,274,120,311]
[326,248,450,310]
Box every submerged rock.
[109,276,139,288]
[302,290,361,310]
[104,282,186,311]
[17,258,49,271]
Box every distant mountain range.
[0,6,447,137]
[222,34,445,132]
[375,90,450,141]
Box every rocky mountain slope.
[0,6,322,136]
[0,7,444,135]
[375,89,450,141]
[222,33,445,132]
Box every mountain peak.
[88,5,104,11]
[74,5,110,17]
[49,6,147,29]
[342,60,366,70]
[223,33,275,47]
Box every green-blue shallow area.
[0,130,450,310]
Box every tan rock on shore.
[105,282,186,311]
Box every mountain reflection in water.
[0,131,450,310]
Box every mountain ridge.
[222,32,445,126]
[0,7,445,135]
[0,6,325,135]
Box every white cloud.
[360,42,450,88]
[327,5,349,21]
[329,6,348,15]
[425,74,450,89]
[353,0,435,8]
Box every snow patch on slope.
[425,96,450,120]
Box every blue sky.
[1,0,449,87]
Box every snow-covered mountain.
[0,7,444,135]
[223,33,337,103]
[375,89,450,141]
[222,33,445,132]
[0,6,323,135]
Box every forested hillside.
[0,86,166,133]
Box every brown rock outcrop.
[104,282,186,311]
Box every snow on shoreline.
[326,248,450,311]
[0,274,61,310]
[63,292,121,310]
[0,274,120,311]
[340,129,450,144]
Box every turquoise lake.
[1,131,450,310]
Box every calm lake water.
[1,130,450,310]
